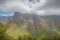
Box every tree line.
[0,23,60,40]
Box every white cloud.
[37,8,60,15]
[0,0,60,15]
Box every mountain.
[0,12,60,29]
[8,12,58,34]
[0,12,60,36]
[0,16,10,24]
[10,12,57,27]
[42,15,60,27]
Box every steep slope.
[42,15,60,27]
[6,24,28,39]
[8,12,56,34]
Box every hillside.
[7,12,58,35]
[0,12,60,40]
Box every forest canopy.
[0,23,60,40]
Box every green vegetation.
[0,23,60,40]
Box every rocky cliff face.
[42,15,60,27]
[8,12,56,33]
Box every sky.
[0,11,14,16]
[0,0,60,16]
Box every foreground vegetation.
[0,23,60,40]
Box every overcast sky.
[0,0,60,16]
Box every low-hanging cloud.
[0,0,60,15]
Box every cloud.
[0,0,60,15]
[38,8,60,15]
[40,0,60,9]
[0,0,32,13]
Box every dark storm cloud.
[44,0,60,8]
[0,0,5,4]
[0,0,60,8]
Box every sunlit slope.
[6,24,28,39]
[5,24,59,39]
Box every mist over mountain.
[0,12,60,37]
[0,12,60,27]
[0,12,60,28]
[42,15,60,27]
[9,12,60,27]
[0,0,60,40]
[5,12,60,34]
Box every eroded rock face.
[8,12,55,32]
